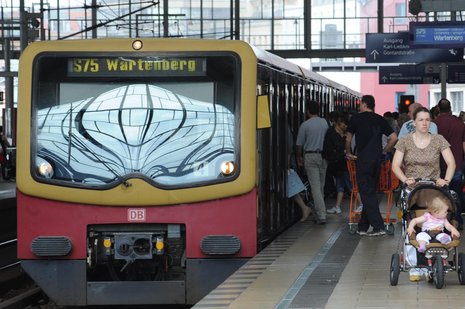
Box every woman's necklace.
[413,133,430,147]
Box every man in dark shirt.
[434,98,465,229]
[345,95,397,236]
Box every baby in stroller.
[407,194,460,253]
[390,179,465,288]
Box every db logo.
[128,208,146,222]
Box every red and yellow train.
[17,38,359,306]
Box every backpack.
[322,128,339,163]
[323,128,347,176]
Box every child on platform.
[407,195,460,253]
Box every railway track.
[0,239,44,309]
[0,239,19,271]
[0,286,43,309]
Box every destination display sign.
[67,57,207,77]
[365,33,463,63]
[447,64,465,84]
[410,22,465,48]
[379,64,440,85]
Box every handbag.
[287,169,306,198]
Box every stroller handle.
[401,178,449,189]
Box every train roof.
[21,38,359,97]
[249,43,360,97]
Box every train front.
[16,39,258,306]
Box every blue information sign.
[410,22,465,48]
[379,65,440,85]
[365,33,463,63]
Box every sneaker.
[326,207,336,214]
[366,229,387,237]
[356,230,367,236]
[327,206,341,214]
[355,204,363,213]
[424,270,433,282]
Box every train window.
[31,53,240,189]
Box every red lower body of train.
[17,189,257,306]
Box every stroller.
[390,179,465,288]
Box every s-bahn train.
[17,38,360,306]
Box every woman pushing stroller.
[392,106,455,188]
[392,105,457,282]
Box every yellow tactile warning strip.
[192,220,322,308]
[193,218,341,309]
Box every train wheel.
[458,253,465,285]
[433,256,445,289]
[390,253,400,286]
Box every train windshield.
[32,54,239,188]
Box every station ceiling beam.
[270,49,365,59]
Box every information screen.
[67,57,207,77]
[410,22,465,48]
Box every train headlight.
[132,39,143,50]
[220,161,235,176]
[36,157,54,178]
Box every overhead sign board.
[379,65,440,84]
[447,64,465,83]
[365,33,462,63]
[410,22,465,48]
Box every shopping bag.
[287,169,306,198]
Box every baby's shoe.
[418,243,427,253]
[437,234,451,244]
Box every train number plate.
[128,208,146,222]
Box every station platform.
[0,179,15,201]
[0,179,16,243]
[193,193,465,309]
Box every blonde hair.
[427,195,450,214]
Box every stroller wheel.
[385,223,395,235]
[390,253,400,286]
[349,224,357,235]
[433,256,445,289]
[458,252,465,285]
